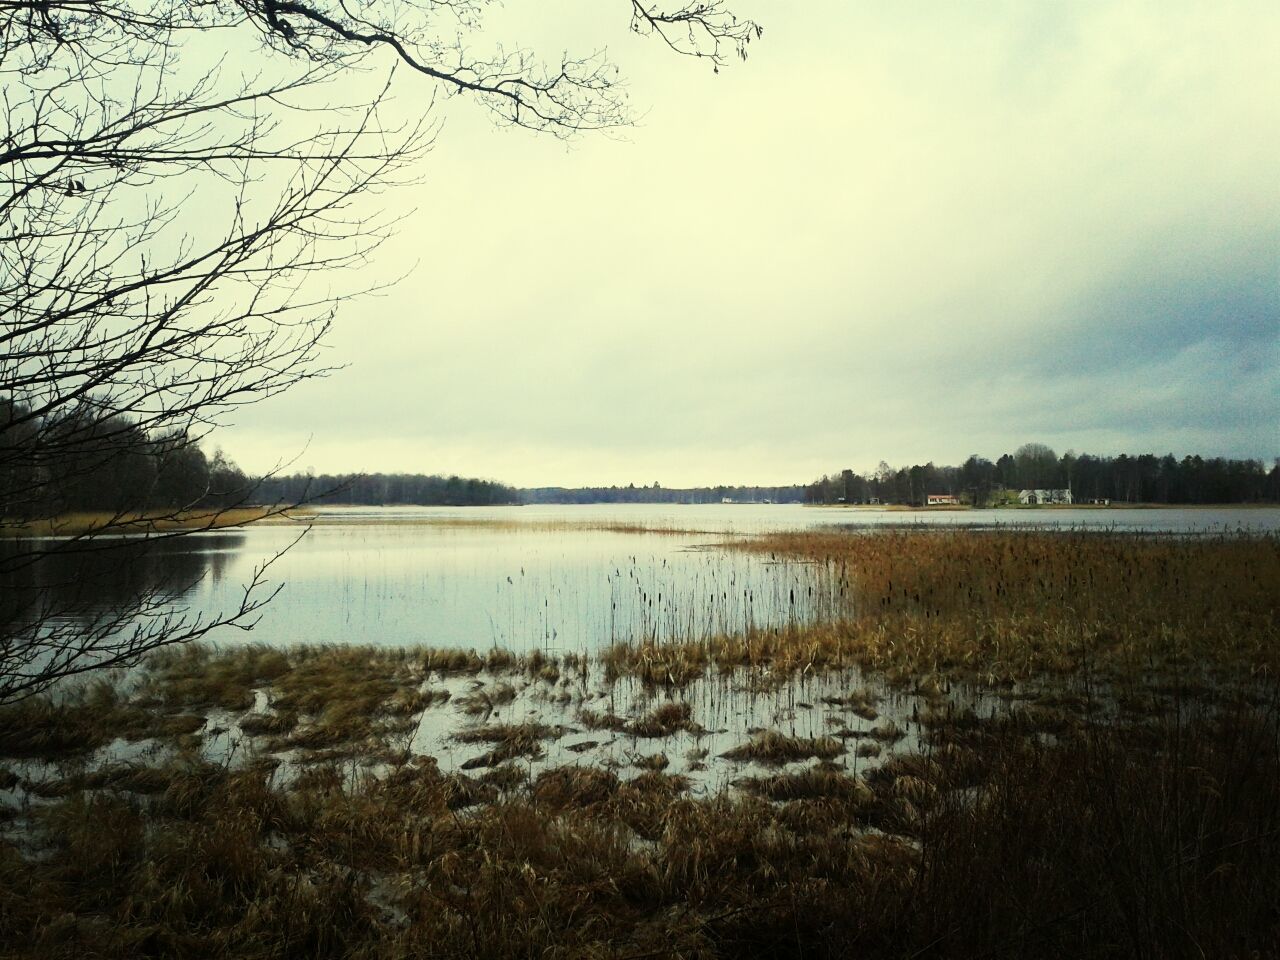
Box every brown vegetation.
[0,507,292,539]
[0,679,204,757]
[4,531,1279,956]
[455,722,560,769]
[602,529,1280,685]
[721,730,845,766]
[1,697,1276,959]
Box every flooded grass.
[454,721,561,769]
[590,528,1280,685]
[453,681,517,716]
[722,730,845,766]
[140,643,292,711]
[736,763,873,802]
[0,679,205,758]
[2,529,1279,956]
[628,700,699,737]
[2,700,1275,958]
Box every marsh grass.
[4,531,1280,956]
[139,645,557,757]
[721,730,845,766]
[627,700,699,737]
[580,700,700,738]
[455,721,560,769]
[26,760,206,799]
[2,694,1278,958]
[0,679,204,758]
[453,721,559,744]
[821,689,880,719]
[142,643,291,710]
[453,681,517,716]
[287,513,722,542]
[632,751,669,771]
[600,529,1280,686]
[737,764,874,803]
[0,507,284,538]
[236,711,298,736]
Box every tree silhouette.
[0,0,760,702]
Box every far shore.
[0,506,314,539]
[9,499,1279,539]
[808,501,1280,510]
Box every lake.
[23,502,1273,654]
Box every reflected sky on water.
[14,504,1280,654]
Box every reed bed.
[4,531,1279,956]
[296,513,720,537]
[600,529,1280,685]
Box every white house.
[1018,488,1073,505]
[926,493,960,506]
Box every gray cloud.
[222,0,1280,485]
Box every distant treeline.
[256,473,520,507]
[521,484,806,505]
[808,444,1280,507]
[1,401,249,517]
[255,477,804,507]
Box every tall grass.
[601,529,1280,685]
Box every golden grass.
[284,512,720,537]
[600,529,1280,685]
[721,730,845,766]
[0,507,294,538]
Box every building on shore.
[1018,488,1073,505]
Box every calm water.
[16,504,1280,654]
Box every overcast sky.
[221,0,1280,487]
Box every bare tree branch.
[1,0,759,702]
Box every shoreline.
[0,506,313,539]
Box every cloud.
[221,0,1280,485]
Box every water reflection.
[8,503,1280,654]
[174,522,830,652]
[0,531,247,630]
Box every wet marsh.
[2,510,1279,957]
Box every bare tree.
[0,1,759,702]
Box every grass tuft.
[722,731,845,766]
